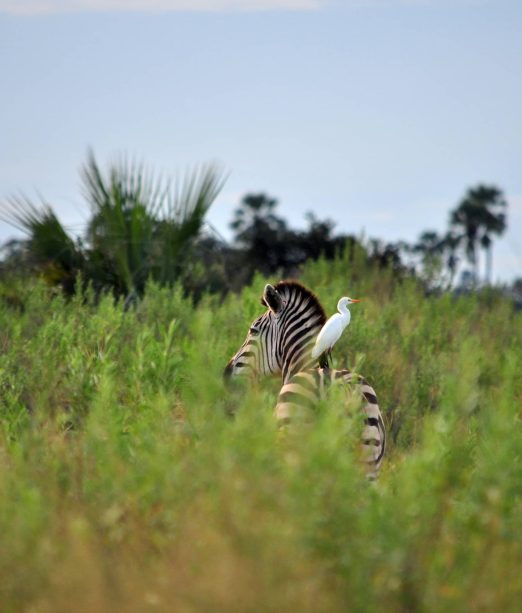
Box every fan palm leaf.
[82,151,226,295]
[154,163,227,284]
[0,196,83,293]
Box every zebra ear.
[263,284,283,313]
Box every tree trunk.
[472,245,479,286]
[485,244,493,286]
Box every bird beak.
[351,299,362,303]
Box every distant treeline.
[0,151,515,302]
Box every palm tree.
[411,230,448,287]
[413,230,445,261]
[0,196,84,295]
[82,151,226,299]
[1,152,226,299]
[441,231,460,286]
[450,185,507,285]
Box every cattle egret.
[311,297,361,360]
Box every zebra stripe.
[275,369,386,479]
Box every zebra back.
[276,368,386,479]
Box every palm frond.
[154,163,227,284]
[0,195,82,268]
[0,195,84,293]
[81,151,227,294]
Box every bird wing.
[311,314,342,358]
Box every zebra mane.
[272,280,327,324]
[272,281,328,371]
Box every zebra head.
[224,281,327,382]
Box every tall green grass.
[0,252,521,612]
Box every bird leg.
[318,350,330,370]
[316,347,336,370]
[327,348,333,369]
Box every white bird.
[311,296,361,360]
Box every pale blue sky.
[1,0,521,281]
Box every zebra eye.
[249,326,260,336]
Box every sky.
[1,0,521,282]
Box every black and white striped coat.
[276,368,385,479]
[225,281,386,478]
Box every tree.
[412,230,446,285]
[441,231,460,285]
[82,152,225,298]
[0,152,226,300]
[229,193,360,281]
[413,230,444,263]
[450,185,507,285]
[368,239,410,274]
[230,193,289,277]
[0,197,85,295]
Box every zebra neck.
[276,287,327,383]
[281,343,321,383]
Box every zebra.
[224,280,386,478]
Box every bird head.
[338,296,362,309]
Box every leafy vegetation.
[0,152,226,301]
[228,192,359,286]
[0,250,521,612]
